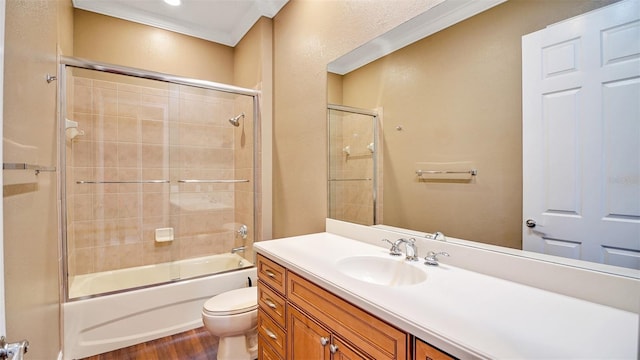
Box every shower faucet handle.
[424,251,450,266]
[236,224,248,240]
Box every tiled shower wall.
[328,111,379,225]
[66,73,255,276]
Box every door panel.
[523,0,640,269]
[288,305,331,360]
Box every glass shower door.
[170,85,256,273]
[327,105,378,226]
[62,63,257,299]
[63,68,181,298]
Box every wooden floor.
[82,327,218,360]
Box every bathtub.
[63,253,257,360]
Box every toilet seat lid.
[203,287,257,316]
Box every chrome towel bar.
[76,180,169,184]
[328,178,372,181]
[75,179,249,184]
[178,179,249,183]
[416,169,477,176]
[3,162,56,175]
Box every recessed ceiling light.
[164,0,181,6]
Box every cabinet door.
[415,339,454,360]
[332,336,371,360]
[288,305,331,359]
[288,272,406,359]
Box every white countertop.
[254,232,639,359]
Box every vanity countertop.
[254,232,639,359]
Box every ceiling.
[72,0,289,47]
[327,0,506,75]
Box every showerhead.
[228,113,245,127]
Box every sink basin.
[336,256,427,286]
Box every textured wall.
[73,9,234,83]
[3,0,73,357]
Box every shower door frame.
[58,56,261,301]
[327,104,379,225]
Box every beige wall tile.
[140,94,169,121]
[141,119,166,144]
[93,87,118,116]
[117,142,139,167]
[116,193,140,219]
[117,117,139,142]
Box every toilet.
[202,287,258,360]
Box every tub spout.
[231,246,246,254]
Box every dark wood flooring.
[81,327,218,360]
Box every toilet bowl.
[202,287,258,360]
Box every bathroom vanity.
[254,220,639,359]
[257,254,412,359]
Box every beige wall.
[234,17,274,244]
[272,0,444,238]
[3,0,73,358]
[335,0,617,249]
[327,73,343,105]
[74,9,235,83]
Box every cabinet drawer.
[258,334,284,360]
[259,280,287,328]
[287,271,407,360]
[258,310,287,358]
[257,254,287,294]
[415,339,455,360]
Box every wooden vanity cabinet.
[258,254,461,360]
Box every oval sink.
[336,256,427,286]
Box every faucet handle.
[426,231,446,241]
[424,251,450,266]
[381,239,403,256]
[403,237,419,261]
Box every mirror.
[327,0,639,275]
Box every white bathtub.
[69,253,252,299]
[63,253,257,360]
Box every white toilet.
[202,286,258,360]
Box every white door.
[522,0,640,269]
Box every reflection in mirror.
[327,0,639,274]
[327,105,380,226]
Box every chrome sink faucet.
[381,239,403,256]
[382,238,419,261]
[424,251,450,266]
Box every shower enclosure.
[60,57,260,300]
[327,104,380,225]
